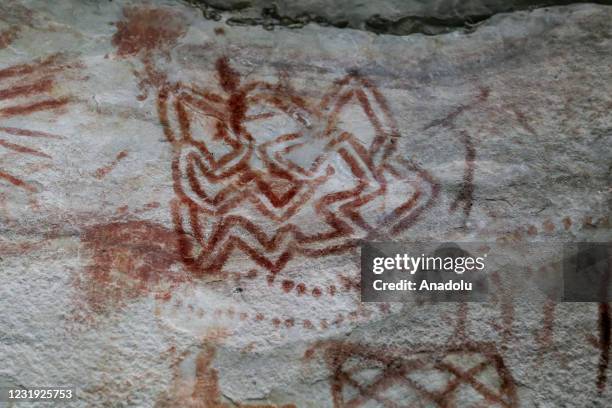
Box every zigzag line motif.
[158,58,439,278]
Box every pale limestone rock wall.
[0,1,610,407]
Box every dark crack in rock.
[188,0,612,35]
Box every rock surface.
[192,0,612,34]
[0,0,610,407]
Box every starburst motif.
[0,54,77,194]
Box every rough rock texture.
[191,0,612,34]
[0,0,610,407]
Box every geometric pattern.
[0,54,75,194]
[158,57,438,279]
[319,341,518,407]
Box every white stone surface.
[0,1,610,406]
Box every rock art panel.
[160,59,439,279]
[74,221,191,315]
[0,54,80,194]
[307,341,519,407]
[0,1,610,406]
[105,5,446,295]
[157,343,297,408]
[68,4,459,339]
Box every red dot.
[282,280,295,293]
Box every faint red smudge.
[511,107,537,136]
[133,201,162,214]
[449,130,475,218]
[422,87,489,131]
[490,271,514,345]
[562,216,572,230]
[0,27,19,49]
[94,150,128,179]
[0,239,46,256]
[584,216,597,228]
[510,227,523,242]
[536,299,556,351]
[112,6,186,57]
[419,89,489,222]
[377,303,390,314]
[542,219,555,233]
[75,221,189,313]
[453,302,469,340]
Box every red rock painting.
[157,344,296,408]
[159,58,438,279]
[75,221,190,314]
[309,341,519,407]
[110,6,441,281]
[112,6,186,58]
[0,54,80,194]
